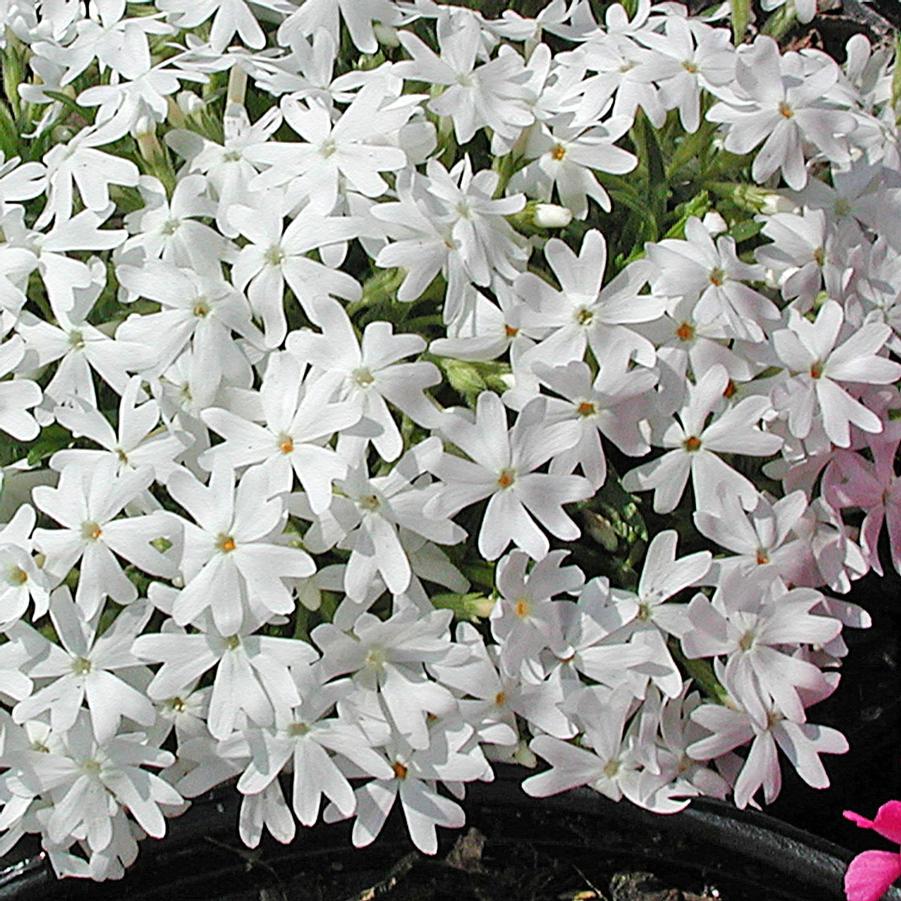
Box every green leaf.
[728,218,763,243]
[26,424,72,466]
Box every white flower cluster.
[0,0,897,882]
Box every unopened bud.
[133,116,163,163]
[509,200,572,233]
[533,202,573,228]
[177,90,204,118]
[373,22,400,48]
[227,65,248,107]
[702,210,728,236]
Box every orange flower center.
[683,435,702,452]
[676,322,695,341]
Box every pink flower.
[843,801,901,901]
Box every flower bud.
[373,22,400,48]
[533,203,573,229]
[227,65,247,107]
[133,116,163,164]
[702,210,728,236]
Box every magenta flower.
[843,801,901,901]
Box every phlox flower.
[295,437,465,603]
[134,584,318,740]
[228,196,364,347]
[50,375,189,484]
[287,297,441,461]
[166,460,315,635]
[622,364,783,514]
[425,392,592,561]
[0,335,41,441]
[771,299,901,448]
[609,529,712,698]
[10,710,182,860]
[708,37,856,190]
[0,505,50,627]
[646,216,777,342]
[247,79,413,214]
[200,351,360,513]
[843,802,901,901]
[824,436,901,576]
[312,606,461,750]
[681,569,841,726]
[633,17,735,134]
[157,0,265,52]
[489,549,584,684]
[512,116,637,218]
[116,258,263,390]
[32,459,178,616]
[277,0,402,55]
[122,174,227,277]
[516,358,656,490]
[394,9,534,148]
[693,486,811,584]
[514,229,662,371]
[688,686,848,809]
[10,590,156,742]
[323,720,487,855]
[235,665,393,827]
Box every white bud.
[373,22,400,48]
[759,192,796,215]
[132,115,155,139]
[702,210,728,236]
[533,203,572,228]
[177,90,204,118]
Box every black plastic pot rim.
[2,764,900,901]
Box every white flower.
[514,229,661,371]
[277,0,402,55]
[116,258,263,389]
[688,693,848,809]
[708,38,857,190]
[693,486,811,583]
[622,364,783,514]
[32,459,178,616]
[0,335,41,441]
[236,665,393,826]
[312,606,460,750]
[0,505,50,626]
[425,393,593,561]
[37,127,139,228]
[166,460,315,634]
[323,721,486,854]
[394,9,533,147]
[50,375,189,483]
[681,569,842,725]
[228,196,364,347]
[298,438,464,603]
[248,79,412,214]
[134,587,318,740]
[634,17,735,134]
[158,0,265,52]
[11,589,156,741]
[646,216,777,342]
[122,174,227,277]
[200,351,360,511]
[512,117,637,218]
[12,710,182,855]
[490,549,584,683]
[771,299,900,447]
[287,297,441,461]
